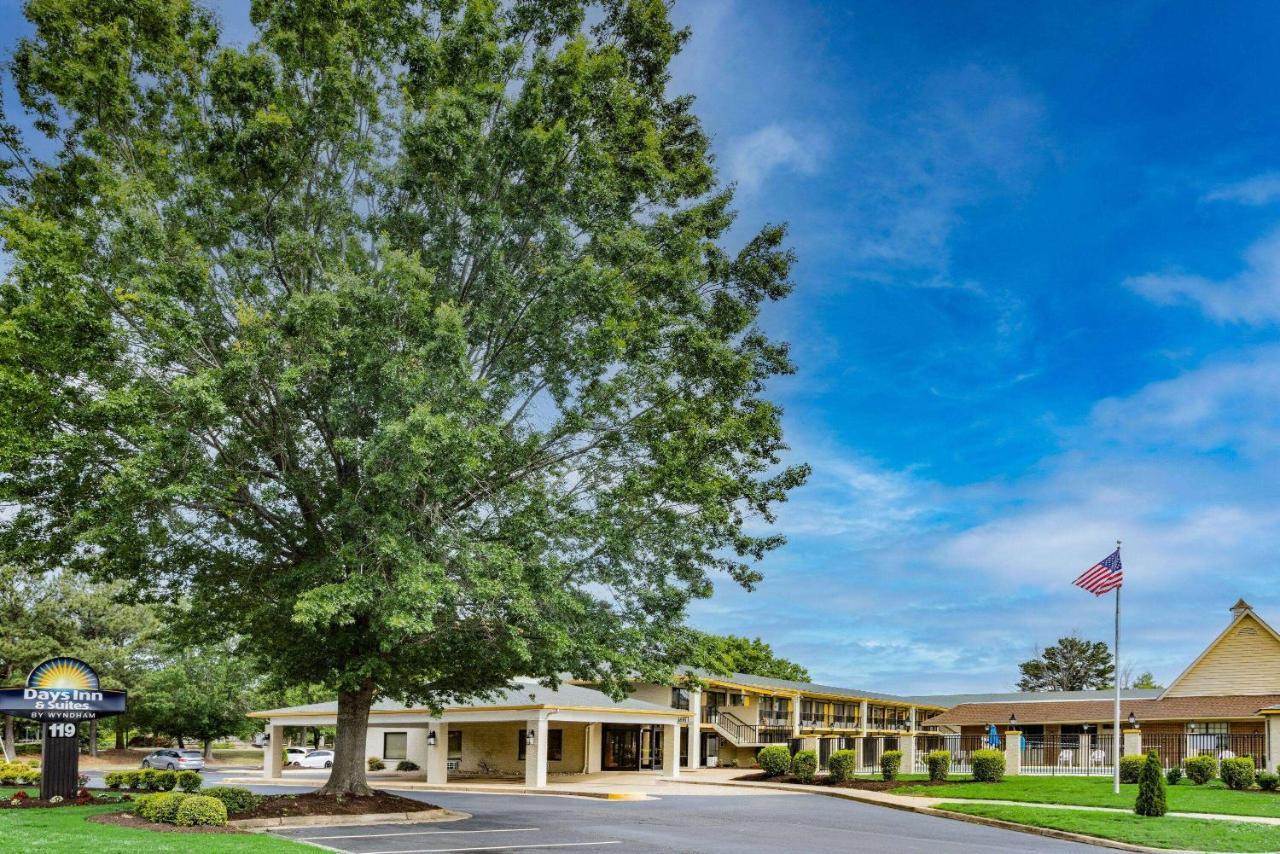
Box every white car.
[297,749,334,769]
[283,747,309,766]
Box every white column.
[1267,716,1280,774]
[859,701,869,735]
[899,734,916,775]
[1123,728,1143,760]
[663,723,681,778]
[791,695,801,737]
[264,723,284,779]
[687,689,702,769]
[586,723,602,773]
[426,723,449,784]
[1077,733,1090,768]
[525,718,548,788]
[1005,730,1022,775]
[855,737,865,773]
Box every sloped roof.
[689,669,947,709]
[908,688,1161,708]
[923,693,1280,726]
[251,679,679,718]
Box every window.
[383,732,408,761]
[671,687,690,710]
[518,728,563,761]
[728,693,745,706]
[447,730,463,760]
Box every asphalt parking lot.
[269,790,1104,854]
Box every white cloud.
[1125,227,1280,324]
[725,124,824,193]
[1203,172,1280,206]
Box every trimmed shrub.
[1257,771,1279,791]
[926,750,950,782]
[104,771,124,789]
[175,794,228,827]
[828,749,858,783]
[1134,751,1167,817]
[971,748,1005,783]
[757,745,792,778]
[367,757,386,771]
[880,749,903,781]
[0,764,17,785]
[152,770,177,791]
[1165,767,1182,786]
[136,768,157,791]
[791,750,818,784]
[138,791,190,823]
[1184,754,1217,785]
[120,770,142,789]
[1119,754,1145,784]
[176,770,202,792]
[1221,757,1256,790]
[396,760,420,772]
[19,769,40,786]
[202,786,260,815]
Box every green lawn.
[0,794,308,853]
[939,803,1280,852]
[894,775,1280,818]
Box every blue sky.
[5,0,1280,694]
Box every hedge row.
[0,761,40,785]
[136,792,228,827]
[104,768,201,792]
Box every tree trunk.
[115,724,125,750]
[203,738,212,760]
[177,734,185,749]
[317,680,375,796]
[2,714,13,762]
[89,720,98,757]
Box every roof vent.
[1239,627,1259,637]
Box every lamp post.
[427,730,437,748]
[1009,713,1017,728]
[1128,712,1139,729]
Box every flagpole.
[1113,540,1122,795]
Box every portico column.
[687,689,702,769]
[1266,715,1280,774]
[1123,728,1143,760]
[264,723,284,779]
[663,722,681,778]
[426,723,449,784]
[791,695,801,737]
[899,734,915,776]
[525,717,548,788]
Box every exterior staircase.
[708,711,790,747]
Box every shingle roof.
[253,679,678,717]
[922,694,1280,726]
[907,688,1161,708]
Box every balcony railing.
[713,712,792,746]
[799,715,860,731]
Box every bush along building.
[249,598,1280,785]
[921,600,1280,775]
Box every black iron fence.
[1020,735,1116,776]
[912,733,994,775]
[1137,733,1266,770]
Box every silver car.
[141,748,206,771]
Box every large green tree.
[136,643,259,757]
[692,632,810,682]
[0,0,806,794]
[1017,636,1114,692]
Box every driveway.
[268,790,1103,853]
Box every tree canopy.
[692,632,810,682]
[1017,636,1114,692]
[0,0,806,793]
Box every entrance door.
[602,726,640,771]
[639,726,663,770]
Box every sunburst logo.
[27,658,100,691]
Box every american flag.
[1074,548,1123,595]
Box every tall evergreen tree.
[1017,636,1114,692]
[0,0,807,794]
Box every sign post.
[0,657,127,800]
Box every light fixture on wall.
[427,731,437,748]
[1189,722,1197,734]
[1008,713,1017,727]
[1128,712,1138,729]
[526,728,536,746]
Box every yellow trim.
[1257,709,1280,716]
[1123,729,1142,735]
[697,676,945,711]
[248,704,691,720]
[1159,606,1280,699]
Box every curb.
[231,807,468,829]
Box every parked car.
[284,746,309,766]
[141,749,205,771]
[297,749,334,769]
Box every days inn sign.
[0,657,127,800]
[0,657,127,722]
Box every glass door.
[602,726,640,771]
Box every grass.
[893,775,1280,818]
[939,802,1280,852]
[0,792,309,852]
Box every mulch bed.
[232,790,440,820]
[733,772,964,791]
[2,789,132,809]
[89,813,246,834]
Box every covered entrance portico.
[250,682,690,788]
